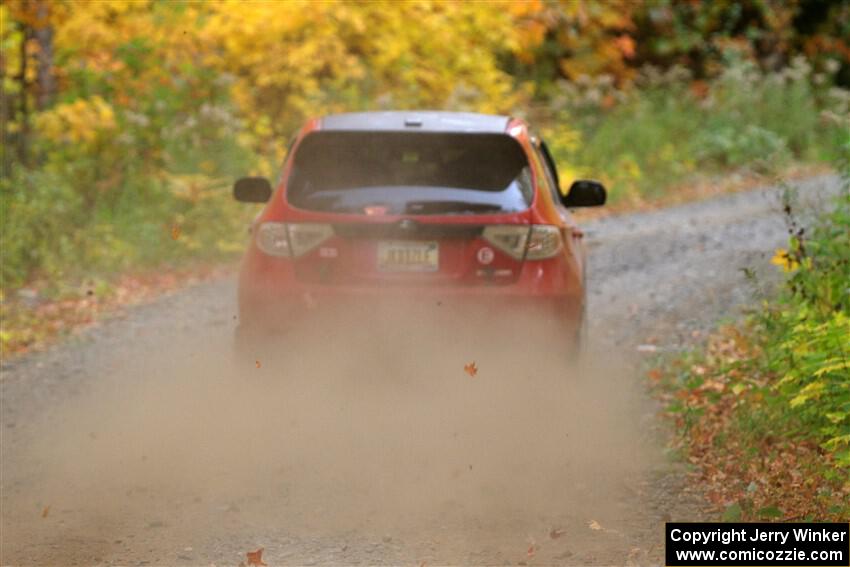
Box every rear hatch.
[284,131,534,286]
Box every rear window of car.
[286,132,533,215]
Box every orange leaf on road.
[464,361,478,377]
[41,505,50,518]
[246,547,267,566]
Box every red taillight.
[287,223,334,257]
[482,224,562,260]
[525,225,562,259]
[482,225,529,259]
[255,222,334,258]
[256,222,290,257]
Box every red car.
[233,111,605,357]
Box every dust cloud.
[2,301,661,564]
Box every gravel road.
[0,174,841,566]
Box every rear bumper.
[238,259,584,336]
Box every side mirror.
[561,179,606,207]
[234,177,272,203]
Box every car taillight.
[526,225,562,259]
[255,222,333,257]
[482,225,530,260]
[482,224,562,260]
[287,223,334,257]
[256,222,291,257]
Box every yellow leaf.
[770,248,799,272]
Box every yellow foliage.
[53,1,151,68]
[198,0,521,147]
[11,0,645,166]
[771,248,800,272]
[790,380,825,408]
[509,0,637,83]
[541,124,584,192]
[35,96,116,144]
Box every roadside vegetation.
[546,58,847,207]
[1,0,849,354]
[653,157,850,521]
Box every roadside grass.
[544,58,849,209]
[651,166,850,521]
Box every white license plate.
[377,241,439,272]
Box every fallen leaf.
[41,505,50,518]
[549,527,566,539]
[627,546,644,565]
[589,520,603,531]
[246,547,267,566]
[255,360,261,369]
[527,545,536,558]
[722,503,742,522]
[464,361,478,377]
[171,225,181,240]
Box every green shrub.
[546,58,849,205]
[0,66,256,291]
[759,163,850,466]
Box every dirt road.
[0,175,840,566]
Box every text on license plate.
[377,241,439,272]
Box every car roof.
[319,111,511,134]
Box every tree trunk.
[17,19,31,166]
[34,0,54,110]
[1,40,11,177]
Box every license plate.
[377,241,439,272]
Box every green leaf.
[814,360,850,377]
[722,502,742,522]
[757,506,783,519]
